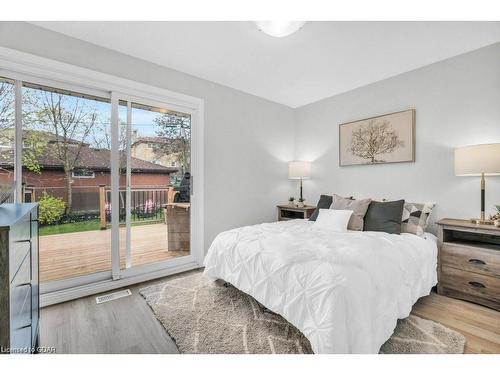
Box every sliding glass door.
[0,61,201,298]
[21,82,113,286]
[117,98,192,275]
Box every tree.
[27,91,101,214]
[349,120,404,163]
[0,82,45,174]
[153,113,191,174]
[0,81,15,146]
[0,82,14,128]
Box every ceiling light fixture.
[255,21,306,38]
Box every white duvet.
[203,219,438,354]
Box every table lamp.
[455,143,500,224]
[288,161,311,201]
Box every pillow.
[309,195,333,221]
[313,209,353,232]
[363,199,405,234]
[331,194,371,231]
[401,202,435,236]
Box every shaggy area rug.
[140,272,465,354]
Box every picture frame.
[339,109,415,166]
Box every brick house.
[130,134,187,184]
[0,132,178,211]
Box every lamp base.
[470,218,494,225]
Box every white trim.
[0,46,205,301]
[0,46,203,109]
[125,101,132,269]
[14,80,22,203]
[110,93,121,280]
[40,270,111,295]
[41,261,201,307]
[192,100,205,266]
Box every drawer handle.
[468,281,486,288]
[468,258,486,265]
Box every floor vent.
[96,289,132,304]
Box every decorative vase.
[297,201,305,208]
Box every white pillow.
[313,209,353,232]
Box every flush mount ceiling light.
[255,21,306,38]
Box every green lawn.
[39,220,101,236]
[39,218,164,236]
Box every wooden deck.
[39,223,189,283]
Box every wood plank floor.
[39,223,189,283]
[411,292,500,354]
[40,270,500,354]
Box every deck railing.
[99,185,171,229]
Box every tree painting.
[349,119,404,163]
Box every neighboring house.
[0,131,178,211]
[131,135,185,183]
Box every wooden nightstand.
[277,205,316,221]
[437,219,500,311]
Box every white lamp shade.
[288,161,311,179]
[455,143,500,176]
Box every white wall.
[294,42,500,232]
[0,22,295,251]
[1,22,499,241]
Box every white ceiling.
[31,21,500,108]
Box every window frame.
[0,46,205,306]
[71,169,96,179]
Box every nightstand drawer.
[441,243,500,278]
[441,266,500,304]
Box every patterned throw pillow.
[401,202,435,236]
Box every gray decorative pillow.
[401,202,435,236]
[363,199,405,234]
[331,194,372,231]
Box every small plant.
[38,192,66,225]
[288,197,295,202]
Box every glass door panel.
[0,77,15,203]
[119,100,191,270]
[21,82,113,284]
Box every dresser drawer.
[10,283,32,330]
[12,251,31,287]
[10,325,32,353]
[9,241,30,283]
[441,243,500,278]
[9,216,31,243]
[441,266,500,303]
[10,254,32,330]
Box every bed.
[203,218,438,354]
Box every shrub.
[38,192,66,225]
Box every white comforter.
[203,219,438,354]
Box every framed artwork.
[339,109,415,166]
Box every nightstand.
[437,219,500,311]
[277,205,316,221]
